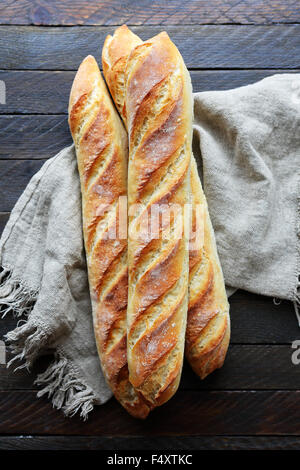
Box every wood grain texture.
[0,70,298,161]
[1,25,300,70]
[0,212,9,234]
[1,345,299,391]
[0,71,74,114]
[230,291,297,343]
[1,390,300,435]
[2,69,299,114]
[0,1,299,26]
[2,435,300,450]
[181,345,300,390]
[0,290,296,346]
[0,160,44,211]
[0,10,299,447]
[0,116,72,159]
[0,354,52,391]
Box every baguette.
[121,31,191,406]
[102,25,230,380]
[68,55,150,418]
[188,157,230,378]
[102,26,141,122]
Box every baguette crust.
[68,55,150,418]
[187,157,230,378]
[124,32,191,406]
[102,26,230,381]
[102,25,141,122]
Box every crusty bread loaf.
[68,55,150,418]
[187,157,230,378]
[102,26,141,122]
[117,31,192,406]
[102,25,230,381]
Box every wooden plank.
[0,291,296,349]
[0,292,296,345]
[0,353,51,391]
[0,1,299,26]
[0,159,44,211]
[1,435,300,450]
[181,345,300,390]
[1,70,299,115]
[0,315,16,336]
[0,70,298,160]
[230,291,297,343]
[1,345,299,392]
[0,71,74,114]
[0,258,296,345]
[0,213,9,234]
[0,390,300,435]
[1,25,300,70]
[0,116,72,159]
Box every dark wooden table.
[0,0,300,451]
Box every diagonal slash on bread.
[69,55,151,418]
[102,25,230,385]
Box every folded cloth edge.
[0,146,109,420]
[0,264,98,420]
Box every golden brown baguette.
[120,32,191,406]
[68,55,150,418]
[187,157,230,378]
[102,25,141,121]
[102,25,230,380]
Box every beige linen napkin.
[193,74,300,318]
[0,146,112,418]
[0,74,299,418]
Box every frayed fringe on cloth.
[0,266,96,419]
[6,322,50,370]
[0,267,37,318]
[35,354,96,420]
